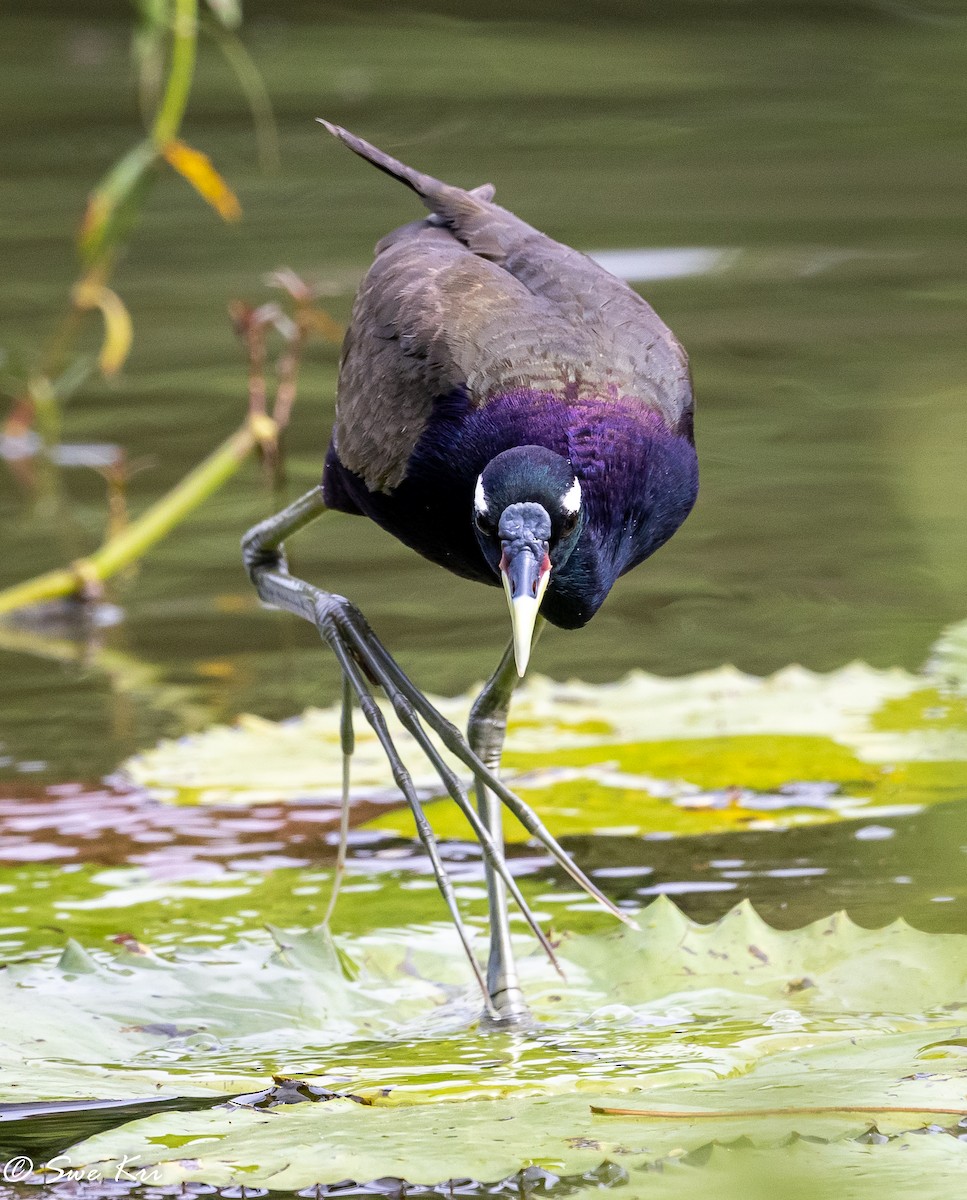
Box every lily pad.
[5,901,967,1189]
[61,1075,967,1195]
[123,663,967,839]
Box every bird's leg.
[468,629,543,1025]
[243,489,632,1013]
[244,488,494,1010]
[322,674,354,927]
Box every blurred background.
[1,0,966,784]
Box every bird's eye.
[475,511,496,536]
[560,511,579,536]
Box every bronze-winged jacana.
[243,124,698,1024]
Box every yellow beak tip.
[503,571,549,680]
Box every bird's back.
[321,125,697,622]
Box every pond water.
[1,3,967,1192]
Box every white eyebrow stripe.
[561,477,582,514]
[474,475,488,514]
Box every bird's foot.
[242,491,631,1017]
[308,592,552,1016]
[310,593,634,1013]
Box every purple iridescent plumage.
[319,124,698,630]
[324,386,696,628]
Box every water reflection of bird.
[243,124,698,1024]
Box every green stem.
[207,21,280,172]
[0,419,267,617]
[28,375,61,449]
[152,0,198,147]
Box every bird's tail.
[318,120,496,213]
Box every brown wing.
[323,123,692,493]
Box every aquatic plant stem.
[0,414,276,618]
[206,20,281,172]
[591,1103,967,1119]
[4,0,203,449]
[152,0,199,149]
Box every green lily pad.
[5,900,967,1189]
[123,663,967,839]
[61,1070,967,1195]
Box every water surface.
[1,6,966,936]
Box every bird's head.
[472,446,583,677]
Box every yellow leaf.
[72,277,134,377]
[162,139,241,222]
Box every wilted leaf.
[71,277,133,377]
[162,139,241,221]
[49,354,97,402]
[207,19,280,173]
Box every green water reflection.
[2,7,966,781]
[4,794,967,963]
[1,3,967,988]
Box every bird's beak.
[500,545,551,676]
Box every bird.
[243,123,698,1025]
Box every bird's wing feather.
[323,123,692,493]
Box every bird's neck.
[466,389,698,627]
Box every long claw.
[326,625,499,1019]
[331,609,564,979]
[338,615,637,931]
[243,488,633,1024]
